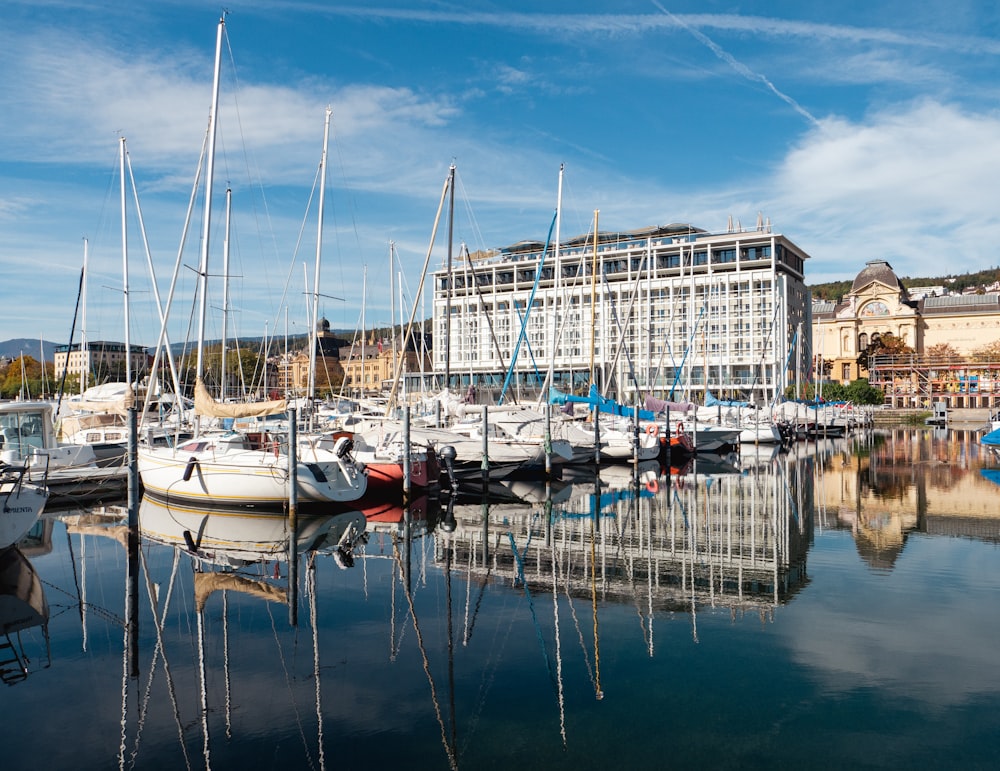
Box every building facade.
[811,259,1000,408]
[340,343,431,397]
[54,340,150,386]
[432,222,812,405]
[275,318,347,396]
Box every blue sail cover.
[704,391,750,408]
[549,385,691,421]
[981,428,1000,447]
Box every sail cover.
[194,378,287,418]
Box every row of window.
[440,245,789,291]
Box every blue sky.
[3,1,1000,349]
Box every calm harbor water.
[5,427,1000,770]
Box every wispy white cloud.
[2,3,999,342]
[247,3,1000,56]
[766,100,1000,279]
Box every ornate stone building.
[812,259,1000,408]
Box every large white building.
[54,340,149,387]
[432,222,812,405]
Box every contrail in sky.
[652,1,821,129]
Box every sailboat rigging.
[136,15,367,507]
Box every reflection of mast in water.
[307,552,325,771]
[589,474,604,699]
[462,497,501,646]
[130,548,190,769]
[442,499,458,760]
[550,507,567,748]
[392,498,459,771]
[509,505,567,742]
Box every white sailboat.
[137,16,367,508]
[0,400,125,504]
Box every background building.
[275,318,346,396]
[54,340,149,386]
[812,259,1000,408]
[432,221,812,406]
[340,335,432,398]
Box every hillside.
[809,266,1000,303]
[0,330,361,363]
[0,339,57,362]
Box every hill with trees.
[809,267,1000,302]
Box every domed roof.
[852,259,906,295]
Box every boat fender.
[183,456,199,482]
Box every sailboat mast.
[195,14,226,384]
[361,266,366,396]
[81,237,88,394]
[589,210,599,387]
[221,187,232,401]
[547,164,564,397]
[309,106,332,403]
[389,241,397,381]
[120,136,131,387]
[444,163,455,391]
[397,269,404,397]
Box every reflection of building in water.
[811,430,1000,570]
[435,457,813,615]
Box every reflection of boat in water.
[447,473,574,504]
[138,494,366,568]
[597,459,661,490]
[1,466,49,549]
[0,546,49,684]
[671,452,742,479]
[357,494,444,540]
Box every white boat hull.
[1,479,48,549]
[138,434,367,506]
[737,423,783,444]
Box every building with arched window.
[812,260,1000,408]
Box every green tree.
[176,345,264,396]
[844,378,885,405]
[0,356,56,399]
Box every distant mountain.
[0,339,58,362]
[0,333,355,363]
